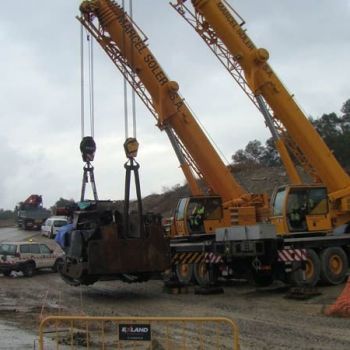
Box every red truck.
[16,195,50,230]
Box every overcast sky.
[0,0,349,210]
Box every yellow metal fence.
[38,316,240,349]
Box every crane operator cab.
[172,196,225,237]
[270,185,332,235]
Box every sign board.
[119,324,151,341]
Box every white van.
[41,216,68,238]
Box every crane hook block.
[80,136,96,162]
[124,137,139,159]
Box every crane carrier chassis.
[169,221,350,287]
[59,199,350,287]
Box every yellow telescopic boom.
[190,0,350,200]
[79,0,249,203]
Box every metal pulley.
[123,137,139,159]
[80,136,98,201]
[80,136,96,162]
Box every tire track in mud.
[1,273,350,349]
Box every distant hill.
[142,164,308,217]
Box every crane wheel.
[175,263,194,285]
[290,249,320,287]
[193,262,218,286]
[193,262,210,286]
[320,247,348,285]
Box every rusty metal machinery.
[59,200,170,286]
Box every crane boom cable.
[79,26,98,201]
[80,23,85,138]
[129,0,137,138]
[121,0,137,140]
[87,34,95,137]
[122,0,129,139]
[186,100,231,166]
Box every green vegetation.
[0,209,15,220]
[50,197,76,212]
[232,98,350,170]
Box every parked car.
[0,241,64,277]
[41,216,69,238]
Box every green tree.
[260,137,281,166]
[0,209,15,220]
[232,138,280,166]
[232,140,265,165]
[310,102,350,169]
[232,98,350,170]
[51,198,76,213]
[232,149,250,164]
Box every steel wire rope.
[129,0,137,139]
[122,0,129,139]
[185,99,231,165]
[80,23,85,138]
[87,33,95,138]
[79,26,99,201]
[80,25,95,139]
[121,0,137,140]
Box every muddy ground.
[0,229,350,349]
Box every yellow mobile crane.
[78,0,285,287]
[76,0,350,288]
[78,0,275,226]
[172,0,350,285]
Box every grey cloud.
[0,1,349,209]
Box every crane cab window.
[286,187,327,231]
[187,197,222,233]
[272,188,286,216]
[175,198,187,221]
[308,188,328,215]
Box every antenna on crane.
[80,23,98,202]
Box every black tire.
[3,271,11,277]
[23,220,30,230]
[193,262,209,286]
[193,262,218,286]
[52,258,64,273]
[22,262,35,277]
[290,249,320,287]
[320,247,348,285]
[175,263,194,285]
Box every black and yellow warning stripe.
[172,252,206,265]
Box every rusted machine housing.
[60,201,170,285]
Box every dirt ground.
[1,255,350,349]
